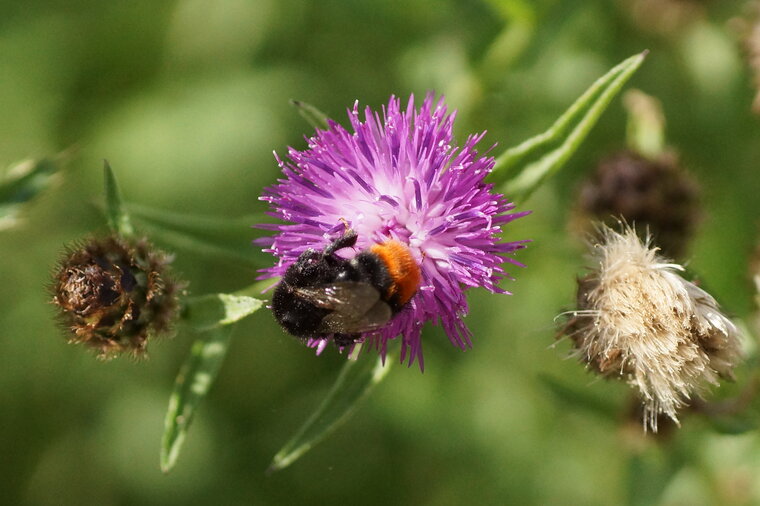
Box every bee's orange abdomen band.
[370,241,421,306]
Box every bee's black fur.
[272,230,394,343]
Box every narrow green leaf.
[490,51,648,201]
[626,449,682,506]
[268,348,392,473]
[103,161,134,237]
[290,99,330,130]
[183,292,264,331]
[492,51,646,175]
[0,157,60,230]
[538,373,618,420]
[161,325,235,473]
[127,203,270,269]
[705,413,759,435]
[128,203,262,237]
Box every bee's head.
[282,248,344,287]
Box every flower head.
[560,225,741,431]
[258,94,528,368]
[51,235,181,358]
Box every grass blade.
[490,51,648,201]
[268,348,392,473]
[161,325,235,473]
[103,161,134,237]
[290,99,330,130]
[0,157,60,230]
[127,203,270,269]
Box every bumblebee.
[271,229,421,346]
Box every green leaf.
[161,325,235,473]
[103,160,134,237]
[626,450,682,506]
[290,99,329,130]
[705,413,759,435]
[268,347,392,473]
[127,203,270,269]
[183,292,264,331]
[490,51,648,202]
[162,284,265,472]
[0,157,60,230]
[538,373,618,420]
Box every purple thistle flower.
[257,94,529,368]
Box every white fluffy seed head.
[563,225,742,431]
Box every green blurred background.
[2,0,760,504]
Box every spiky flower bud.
[560,225,742,431]
[575,151,700,260]
[51,235,180,358]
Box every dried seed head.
[574,151,701,260]
[560,225,742,431]
[51,235,181,358]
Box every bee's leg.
[324,229,358,256]
[333,332,361,348]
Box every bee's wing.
[292,282,381,312]
[317,299,392,334]
[293,282,392,334]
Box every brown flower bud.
[51,235,180,358]
[574,151,701,260]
